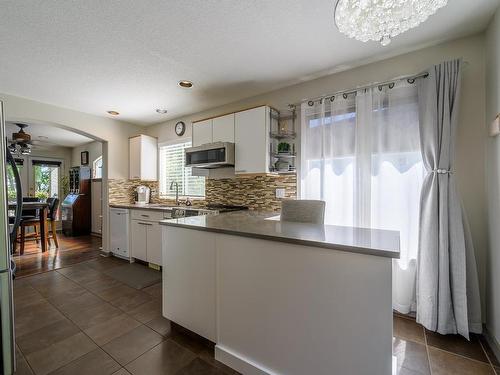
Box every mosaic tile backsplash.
[108,174,297,211]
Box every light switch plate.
[275,188,286,199]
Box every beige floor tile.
[110,290,153,312]
[84,314,141,346]
[125,340,195,375]
[49,348,121,375]
[145,316,172,337]
[56,291,103,316]
[84,257,127,272]
[92,283,136,302]
[142,283,162,299]
[15,300,65,338]
[102,325,164,366]
[111,369,131,375]
[25,332,97,375]
[28,273,80,298]
[65,301,123,331]
[393,337,430,375]
[46,285,88,307]
[17,318,80,356]
[15,346,34,375]
[393,316,425,344]
[428,347,495,375]
[14,287,45,311]
[127,299,162,323]
[426,331,488,363]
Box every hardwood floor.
[13,234,102,278]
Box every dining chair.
[280,199,326,224]
[46,197,60,248]
[17,197,41,254]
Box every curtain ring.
[407,78,415,84]
[319,98,323,104]
[388,82,395,89]
[378,85,383,91]
[308,100,314,106]
[330,96,335,102]
[342,93,348,99]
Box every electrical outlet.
[275,188,286,199]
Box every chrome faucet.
[170,181,180,205]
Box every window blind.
[159,141,205,197]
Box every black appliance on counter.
[61,166,91,236]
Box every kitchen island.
[160,211,399,375]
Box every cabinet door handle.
[138,222,152,226]
[141,214,149,217]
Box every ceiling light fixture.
[156,109,168,114]
[107,110,120,116]
[334,0,448,46]
[178,80,193,88]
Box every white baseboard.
[215,345,273,375]
[484,326,500,364]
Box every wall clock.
[175,121,186,136]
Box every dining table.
[8,201,50,253]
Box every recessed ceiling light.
[156,109,168,114]
[178,80,193,88]
[107,110,119,116]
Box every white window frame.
[92,155,103,179]
[158,139,205,198]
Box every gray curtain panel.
[416,59,482,339]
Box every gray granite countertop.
[160,211,400,258]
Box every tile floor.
[13,256,500,375]
[13,256,238,375]
[393,315,500,375]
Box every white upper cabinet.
[192,119,213,147]
[129,134,158,180]
[212,113,235,143]
[234,106,269,174]
[192,113,235,147]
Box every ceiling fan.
[9,123,32,155]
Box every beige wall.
[485,7,500,349]
[0,93,141,179]
[71,141,102,169]
[147,33,489,320]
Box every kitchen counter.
[161,210,396,374]
[160,210,400,258]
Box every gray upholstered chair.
[280,200,326,224]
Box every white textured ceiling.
[6,121,94,149]
[0,0,498,126]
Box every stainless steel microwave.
[185,142,235,169]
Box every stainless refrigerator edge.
[0,100,18,375]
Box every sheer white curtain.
[301,82,425,313]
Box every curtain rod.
[297,71,428,107]
[293,60,470,107]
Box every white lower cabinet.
[130,210,164,266]
[131,220,148,262]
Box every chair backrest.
[22,197,40,218]
[46,197,59,221]
[280,200,326,224]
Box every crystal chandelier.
[334,0,448,46]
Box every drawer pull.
[138,222,153,226]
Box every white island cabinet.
[161,214,399,375]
